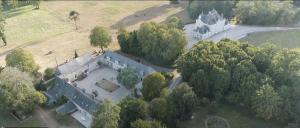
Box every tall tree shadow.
[111,4,175,29]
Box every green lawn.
[0,111,43,127]
[240,30,300,48]
[178,103,282,128]
[4,5,73,45]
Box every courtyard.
[74,66,131,103]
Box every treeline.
[176,39,300,127]
[187,0,300,25]
[1,0,40,10]
[117,18,186,66]
[92,72,197,128]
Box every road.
[184,24,300,48]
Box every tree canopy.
[118,22,187,66]
[138,22,187,65]
[89,26,112,53]
[118,98,148,128]
[5,48,39,75]
[0,67,46,114]
[117,68,138,89]
[0,2,7,46]
[142,72,167,101]
[92,100,120,128]
[177,39,300,122]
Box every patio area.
[74,66,131,103]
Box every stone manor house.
[194,9,231,39]
[44,51,155,128]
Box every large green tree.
[177,41,230,100]
[118,98,148,128]
[117,68,138,89]
[137,22,186,65]
[117,29,143,56]
[0,2,7,46]
[5,48,39,75]
[142,72,167,101]
[89,26,112,53]
[252,84,283,120]
[169,83,197,121]
[92,100,120,128]
[0,67,46,114]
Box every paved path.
[169,73,182,90]
[184,24,300,48]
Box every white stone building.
[194,9,231,40]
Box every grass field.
[240,29,300,48]
[178,103,282,128]
[0,1,188,70]
[4,5,73,46]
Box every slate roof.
[47,51,155,115]
[195,26,210,34]
[56,101,78,114]
[200,9,223,25]
[46,77,99,113]
[57,54,94,75]
[102,51,155,75]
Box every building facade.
[45,51,155,128]
[194,9,231,40]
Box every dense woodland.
[177,39,300,127]
[117,20,186,66]
[188,0,300,25]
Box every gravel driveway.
[184,24,300,48]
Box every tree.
[92,100,120,128]
[0,67,46,114]
[252,84,283,120]
[74,50,79,58]
[5,48,39,75]
[31,0,41,9]
[69,11,80,30]
[234,1,295,25]
[44,68,55,80]
[142,72,167,101]
[137,22,187,65]
[117,29,143,56]
[149,98,168,121]
[177,41,229,100]
[169,83,197,121]
[0,2,7,46]
[131,119,166,128]
[167,16,182,29]
[89,26,112,53]
[118,98,148,128]
[187,1,235,19]
[117,68,138,89]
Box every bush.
[44,68,55,80]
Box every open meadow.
[240,29,300,50]
[0,1,189,70]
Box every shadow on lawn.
[4,6,35,18]
[111,4,177,29]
